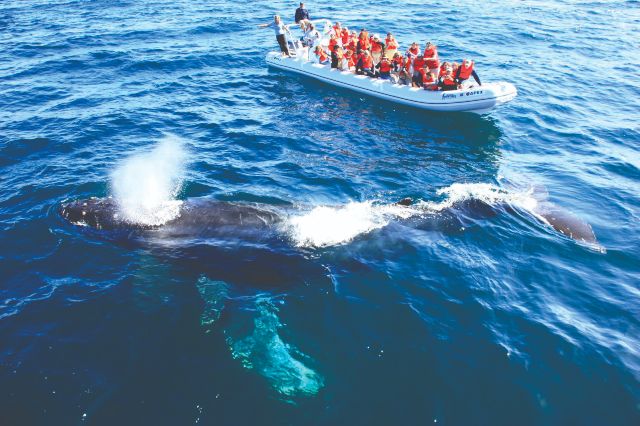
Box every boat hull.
[266,51,517,113]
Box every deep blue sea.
[1,0,639,424]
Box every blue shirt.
[295,7,310,23]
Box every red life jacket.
[423,72,436,84]
[341,29,349,45]
[347,56,356,68]
[439,64,448,77]
[442,73,456,86]
[386,38,398,50]
[425,57,440,69]
[361,55,373,69]
[358,36,370,51]
[317,50,328,62]
[371,42,382,53]
[457,61,474,80]
[379,60,391,73]
[423,45,437,58]
[413,56,425,70]
[348,40,357,51]
[328,38,338,52]
[393,56,404,68]
[404,57,412,72]
[418,68,428,82]
[408,46,419,56]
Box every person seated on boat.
[344,49,356,71]
[258,15,290,57]
[385,33,398,59]
[411,55,426,87]
[406,42,420,58]
[439,66,458,91]
[393,69,412,86]
[314,46,330,65]
[302,22,320,47]
[391,52,404,73]
[455,58,482,86]
[439,61,450,78]
[423,42,440,75]
[295,2,310,23]
[356,50,376,77]
[376,56,392,80]
[420,65,438,90]
[370,34,385,65]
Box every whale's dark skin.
[59,196,600,249]
[59,197,283,243]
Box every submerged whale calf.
[59,194,601,250]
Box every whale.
[59,194,601,250]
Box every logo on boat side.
[442,90,484,100]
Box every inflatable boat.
[265,20,517,113]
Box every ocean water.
[1,0,639,424]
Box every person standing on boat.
[258,15,290,57]
[455,59,481,86]
[295,2,310,23]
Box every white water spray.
[110,136,187,226]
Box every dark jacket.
[295,7,310,23]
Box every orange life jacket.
[328,38,338,52]
[408,46,419,56]
[317,50,328,63]
[404,57,412,72]
[413,56,425,70]
[393,55,404,68]
[457,61,474,80]
[423,71,436,84]
[423,45,437,58]
[361,55,373,69]
[425,57,440,69]
[371,41,382,53]
[341,29,349,45]
[359,38,370,51]
[379,59,391,73]
[347,56,356,68]
[386,38,398,50]
[441,73,456,86]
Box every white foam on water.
[110,135,187,226]
[227,298,324,397]
[419,182,539,213]
[285,201,422,248]
[285,183,543,248]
